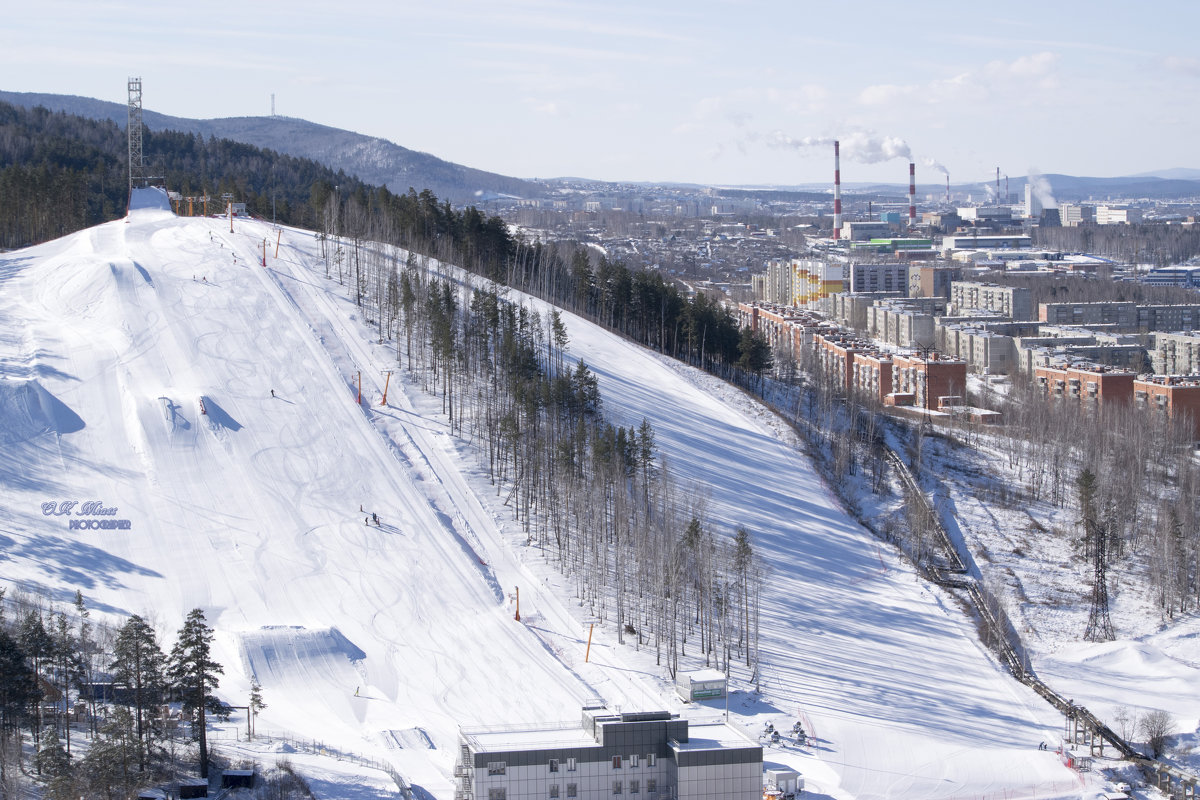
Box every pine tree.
[18,611,51,742]
[168,609,224,778]
[36,728,73,800]
[249,680,267,740]
[111,615,165,771]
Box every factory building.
[1095,206,1143,225]
[1058,203,1095,227]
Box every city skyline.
[3,0,1197,188]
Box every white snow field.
[0,188,1092,798]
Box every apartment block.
[1033,365,1135,406]
[950,282,1033,321]
[849,262,909,295]
[908,265,964,299]
[852,351,894,400]
[891,353,968,410]
[1039,302,1138,327]
[1134,376,1200,437]
[1154,331,1200,375]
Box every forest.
[0,593,250,799]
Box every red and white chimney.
[908,162,916,229]
[833,140,842,240]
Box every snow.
[0,188,1149,798]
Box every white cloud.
[856,52,1060,109]
[858,83,916,106]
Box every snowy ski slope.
[0,189,1084,798]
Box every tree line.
[1034,222,1200,267]
[319,230,765,680]
[0,589,234,799]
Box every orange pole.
[585,624,594,662]
[274,229,282,259]
[381,371,392,405]
[262,239,267,267]
[357,370,361,404]
[514,587,520,622]
[229,204,234,233]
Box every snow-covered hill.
[1,189,1090,798]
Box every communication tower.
[127,77,146,192]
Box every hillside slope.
[0,190,1081,798]
[0,90,541,202]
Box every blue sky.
[4,0,1198,187]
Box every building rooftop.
[669,720,757,752]
[461,720,595,751]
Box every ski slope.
[0,189,1086,798]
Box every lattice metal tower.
[127,77,146,192]
[1083,514,1115,642]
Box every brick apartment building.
[1033,365,1135,406]
[891,353,968,410]
[1134,376,1200,437]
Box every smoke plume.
[1027,169,1058,209]
[923,157,949,176]
[767,131,912,164]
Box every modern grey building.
[455,706,762,800]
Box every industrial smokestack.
[946,174,950,205]
[833,140,842,240]
[908,162,916,229]
[995,167,1000,205]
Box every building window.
[487,762,506,776]
[613,781,623,795]
[647,779,657,793]
[630,780,640,794]
[646,754,656,767]
[488,790,506,800]
[612,756,622,769]
[549,759,559,773]
[550,785,560,799]
[567,758,577,772]
[567,784,577,798]
[629,754,639,768]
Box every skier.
[270,389,275,398]
[365,516,369,525]
[372,512,379,526]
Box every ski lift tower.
[127,77,147,192]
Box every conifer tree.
[168,609,224,778]
[111,615,165,771]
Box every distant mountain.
[1129,167,1200,181]
[0,90,542,203]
